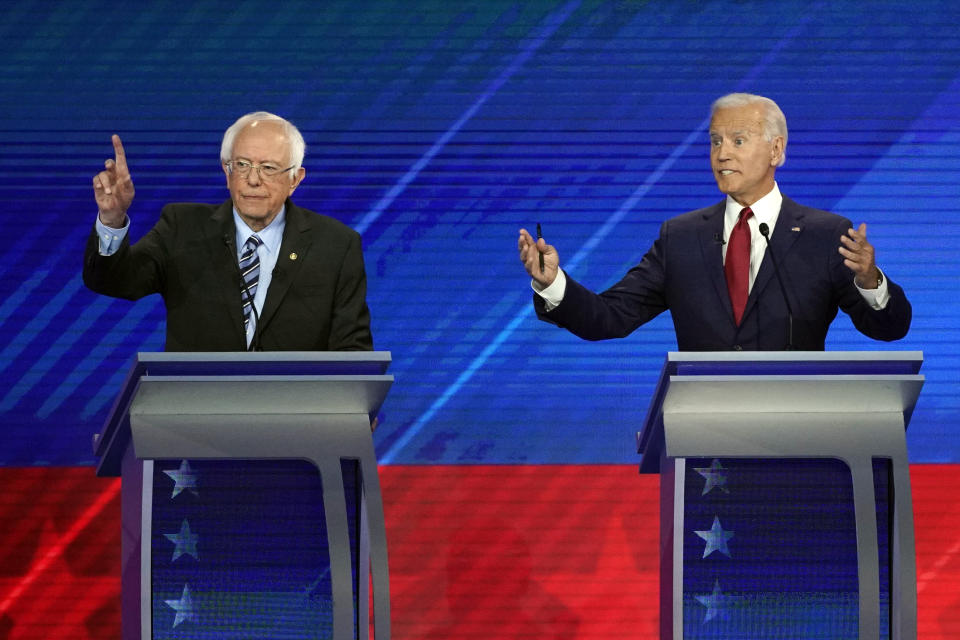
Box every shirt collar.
[232,204,286,254]
[723,182,783,236]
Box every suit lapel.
[744,196,805,316]
[208,201,247,344]
[697,202,733,322]
[259,200,313,331]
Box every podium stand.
[637,351,923,640]
[93,352,394,640]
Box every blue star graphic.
[163,460,198,498]
[695,516,734,558]
[695,579,734,622]
[164,519,199,561]
[694,459,729,495]
[164,583,196,628]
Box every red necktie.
[724,207,753,325]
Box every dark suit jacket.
[84,199,373,352]
[536,196,911,351]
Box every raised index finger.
[111,134,129,173]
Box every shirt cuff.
[854,268,890,310]
[531,269,567,311]
[96,213,129,256]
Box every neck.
[237,210,279,233]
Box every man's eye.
[235,160,253,168]
[261,165,280,173]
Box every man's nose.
[715,140,733,159]
[246,167,263,185]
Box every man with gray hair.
[518,93,911,350]
[84,112,373,352]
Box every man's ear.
[289,167,306,193]
[770,136,785,165]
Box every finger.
[95,170,114,195]
[846,222,869,243]
[112,134,129,172]
[843,258,866,274]
[520,244,540,272]
[839,249,864,267]
[103,158,120,184]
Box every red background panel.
[0,464,957,638]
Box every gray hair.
[711,93,787,167]
[220,111,306,177]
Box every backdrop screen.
[2,1,960,637]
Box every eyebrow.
[234,156,284,164]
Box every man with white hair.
[518,92,911,350]
[84,111,372,351]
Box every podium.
[637,351,923,640]
[93,352,394,640]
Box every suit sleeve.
[534,226,669,340]
[328,230,374,351]
[83,206,172,301]
[831,217,912,341]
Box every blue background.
[1,0,958,466]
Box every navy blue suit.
[535,196,911,351]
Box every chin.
[239,203,272,217]
[715,179,736,195]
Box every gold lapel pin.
[289,252,298,261]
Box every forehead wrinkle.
[710,123,763,139]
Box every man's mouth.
[719,170,736,176]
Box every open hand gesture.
[93,134,135,227]
[839,222,882,289]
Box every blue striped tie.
[239,235,263,334]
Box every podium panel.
[147,459,342,637]
[95,352,394,640]
[637,351,923,640]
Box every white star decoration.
[164,519,199,561]
[163,460,198,498]
[165,583,196,627]
[695,516,734,558]
[695,579,734,622]
[694,459,729,495]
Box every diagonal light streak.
[354,0,582,235]
[379,16,815,464]
[378,123,705,464]
[0,478,121,616]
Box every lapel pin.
[791,227,801,232]
[289,252,298,261]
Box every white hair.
[220,111,306,178]
[711,93,788,167]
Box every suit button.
[734,345,743,351]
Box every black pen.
[536,223,545,273]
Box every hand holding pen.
[517,224,559,287]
